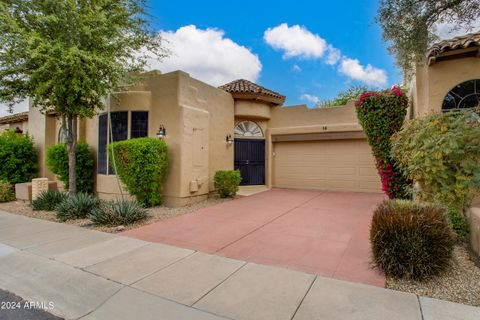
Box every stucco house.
[0,32,479,208]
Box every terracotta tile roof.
[427,32,480,59]
[0,111,28,125]
[219,79,286,105]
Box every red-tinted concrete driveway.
[123,189,386,286]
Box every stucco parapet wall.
[269,102,359,128]
[110,91,152,110]
[268,123,363,136]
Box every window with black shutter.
[97,114,108,174]
[97,111,149,175]
[131,111,148,138]
[108,112,128,174]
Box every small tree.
[355,87,411,199]
[0,0,166,196]
[376,0,480,75]
[316,85,370,108]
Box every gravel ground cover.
[387,244,480,307]
[0,196,231,233]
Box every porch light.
[156,125,166,139]
[226,134,233,145]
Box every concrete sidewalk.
[0,211,479,320]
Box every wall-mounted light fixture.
[226,133,233,146]
[156,125,166,139]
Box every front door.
[234,139,265,185]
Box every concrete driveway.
[124,189,386,286]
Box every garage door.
[273,139,381,193]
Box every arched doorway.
[234,121,265,185]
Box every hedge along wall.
[355,87,411,199]
[108,138,169,207]
[0,130,38,184]
[46,141,94,194]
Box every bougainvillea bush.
[391,110,480,212]
[355,87,411,199]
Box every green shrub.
[31,190,67,211]
[0,130,38,184]
[46,142,94,194]
[446,207,469,238]
[108,138,169,207]
[214,170,242,198]
[90,199,147,226]
[370,200,454,279]
[55,193,100,221]
[0,180,15,202]
[392,110,480,211]
[355,87,411,199]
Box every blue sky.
[144,0,403,107]
[0,0,405,116]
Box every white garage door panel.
[273,139,381,193]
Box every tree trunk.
[66,114,77,196]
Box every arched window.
[234,121,263,138]
[442,79,480,112]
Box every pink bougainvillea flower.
[390,85,403,97]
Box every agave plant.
[90,199,147,226]
[32,190,67,211]
[56,193,100,221]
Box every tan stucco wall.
[269,101,361,131]
[412,57,480,117]
[259,101,367,188]
[234,100,271,120]
[80,71,234,206]
[28,108,56,180]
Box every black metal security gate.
[234,139,265,185]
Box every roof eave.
[230,92,285,106]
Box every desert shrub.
[392,110,480,211]
[55,192,100,221]
[355,87,411,199]
[108,138,169,207]
[0,180,15,202]
[370,200,454,279]
[31,190,67,211]
[46,142,94,193]
[0,130,37,184]
[446,207,469,238]
[214,170,242,198]
[90,199,147,226]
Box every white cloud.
[300,93,320,104]
[0,100,29,117]
[264,23,388,86]
[292,64,302,72]
[264,23,327,59]
[339,58,387,87]
[146,25,262,87]
[326,45,341,65]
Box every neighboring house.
[411,32,480,116]
[0,32,479,207]
[0,111,28,133]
